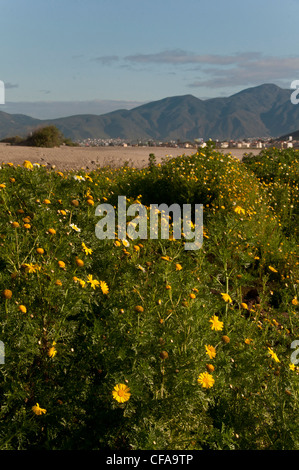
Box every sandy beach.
[0,143,261,171]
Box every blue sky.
[1,0,299,118]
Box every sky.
[1,0,299,118]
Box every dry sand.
[0,143,261,171]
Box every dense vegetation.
[0,146,298,450]
[1,125,77,148]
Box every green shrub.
[0,149,298,450]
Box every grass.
[0,147,298,450]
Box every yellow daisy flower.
[268,347,280,363]
[32,403,47,415]
[205,344,216,359]
[209,315,224,331]
[197,371,215,388]
[112,383,131,403]
[23,263,41,273]
[87,274,100,289]
[48,342,57,358]
[100,280,109,295]
[221,293,232,303]
[82,242,93,255]
[23,160,33,169]
[234,206,245,215]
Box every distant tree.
[24,125,64,148]
[0,135,24,145]
[62,137,78,147]
[1,126,78,147]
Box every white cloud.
[124,50,262,66]
[112,49,299,90]
[188,55,299,89]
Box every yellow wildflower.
[268,347,280,363]
[221,293,232,303]
[234,206,245,215]
[112,383,131,403]
[11,221,20,228]
[205,344,216,359]
[3,289,12,299]
[100,281,109,295]
[135,305,144,313]
[209,315,224,331]
[87,274,100,289]
[23,263,41,273]
[32,403,47,415]
[48,342,57,358]
[222,335,230,344]
[75,258,84,267]
[23,160,33,169]
[197,371,215,388]
[82,242,93,255]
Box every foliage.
[1,125,77,148]
[0,147,298,450]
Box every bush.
[0,148,298,450]
[0,135,24,145]
[1,126,77,148]
[24,125,64,148]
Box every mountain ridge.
[0,83,298,142]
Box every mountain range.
[1,83,299,142]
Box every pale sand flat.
[0,143,260,172]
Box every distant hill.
[1,84,299,142]
[0,111,41,140]
[278,129,299,141]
